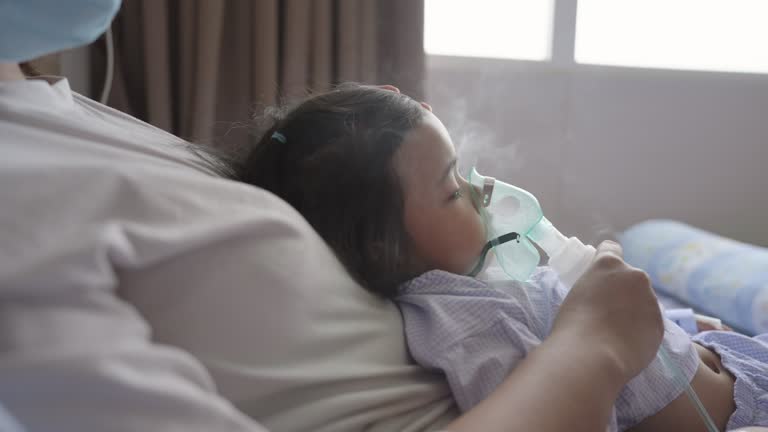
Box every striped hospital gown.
[396,267,700,432]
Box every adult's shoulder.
[0,88,456,431]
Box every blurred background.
[31,0,768,246]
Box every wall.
[427,55,768,246]
[59,46,92,97]
[27,47,93,97]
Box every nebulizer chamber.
[528,217,597,287]
[467,167,718,432]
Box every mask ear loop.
[99,26,114,104]
[466,232,522,277]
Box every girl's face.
[395,111,487,275]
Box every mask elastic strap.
[481,175,495,207]
[467,232,522,277]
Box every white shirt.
[0,78,454,431]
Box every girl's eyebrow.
[437,158,458,186]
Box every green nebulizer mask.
[466,167,596,286]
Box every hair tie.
[271,131,287,144]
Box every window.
[426,0,768,75]
[424,0,555,60]
[575,0,768,74]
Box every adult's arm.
[447,242,665,432]
[447,330,625,432]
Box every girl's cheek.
[474,216,487,249]
[462,204,487,250]
[462,181,482,211]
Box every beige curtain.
[91,0,425,149]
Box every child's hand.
[695,314,732,332]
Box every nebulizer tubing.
[657,345,720,432]
[467,168,719,432]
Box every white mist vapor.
[436,97,524,179]
[437,98,619,245]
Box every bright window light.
[424,0,554,60]
[575,0,768,74]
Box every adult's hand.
[446,241,664,432]
[376,84,432,111]
[553,240,664,380]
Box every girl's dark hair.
[237,83,425,297]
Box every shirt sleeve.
[397,272,548,413]
[433,319,540,412]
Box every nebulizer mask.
[466,167,719,432]
[466,167,596,286]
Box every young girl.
[236,83,768,431]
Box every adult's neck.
[0,63,25,81]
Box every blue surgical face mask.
[0,0,121,62]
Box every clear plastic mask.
[466,167,543,280]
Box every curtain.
[91,0,425,150]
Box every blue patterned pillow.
[620,220,768,335]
